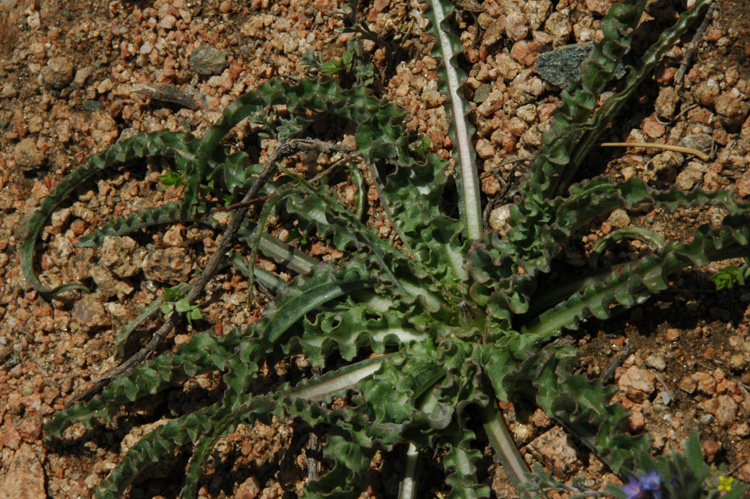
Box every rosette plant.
[22,0,748,497]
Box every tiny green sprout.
[158,170,185,190]
[160,287,202,324]
[411,135,432,157]
[320,47,354,77]
[711,257,750,290]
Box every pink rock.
[701,439,721,463]
[700,395,738,427]
[677,375,697,394]
[627,410,645,432]
[0,444,47,498]
[642,117,665,139]
[475,138,495,159]
[617,366,656,403]
[527,427,579,476]
[692,372,716,395]
[159,14,177,30]
[19,420,42,443]
[0,426,21,450]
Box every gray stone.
[189,45,228,76]
[535,42,626,88]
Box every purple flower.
[622,470,662,499]
[622,476,646,499]
[639,470,662,499]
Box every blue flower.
[639,470,662,499]
[622,477,646,499]
[622,470,662,499]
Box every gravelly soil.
[1,0,750,498]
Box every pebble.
[13,138,45,171]
[645,353,666,372]
[475,138,495,159]
[159,14,177,30]
[714,92,750,129]
[73,66,94,87]
[585,0,612,15]
[489,204,513,233]
[692,372,716,395]
[510,40,540,67]
[693,79,720,107]
[679,133,713,156]
[100,236,139,277]
[473,83,492,104]
[40,56,74,89]
[189,44,228,76]
[675,161,707,191]
[0,83,17,99]
[617,366,656,403]
[544,12,572,45]
[524,0,552,30]
[72,294,112,333]
[142,247,193,284]
[700,395,738,427]
[607,209,630,229]
[505,11,529,42]
[627,409,645,432]
[516,103,537,123]
[701,439,721,462]
[654,86,680,120]
[527,427,580,476]
[642,117,665,139]
[535,43,624,88]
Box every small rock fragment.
[527,427,580,476]
[40,56,74,89]
[701,439,721,462]
[524,0,552,30]
[675,161,707,191]
[100,236,139,278]
[700,395,738,427]
[535,43,625,88]
[142,247,193,284]
[607,208,630,229]
[72,293,112,332]
[14,138,45,171]
[617,366,656,403]
[489,204,513,234]
[189,44,229,76]
[654,86,680,120]
[714,92,750,129]
[692,371,716,395]
[645,353,666,371]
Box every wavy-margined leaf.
[503,344,650,474]
[44,329,257,438]
[281,181,456,311]
[522,212,750,342]
[21,130,197,295]
[293,299,431,367]
[520,0,647,203]
[250,257,377,345]
[357,341,443,429]
[93,396,278,499]
[567,0,714,181]
[423,0,482,239]
[76,202,190,248]
[442,414,491,498]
